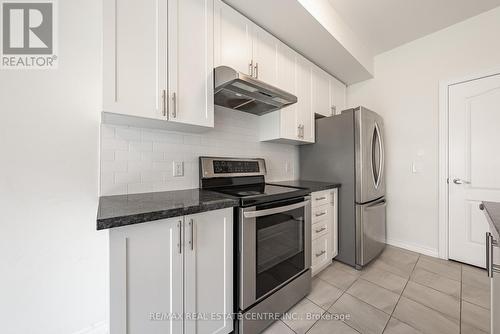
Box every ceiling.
[328,0,500,54]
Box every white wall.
[101,108,299,196]
[0,1,105,334]
[347,6,500,256]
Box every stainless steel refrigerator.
[300,106,386,269]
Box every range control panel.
[213,160,260,174]
[200,157,266,178]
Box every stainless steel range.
[199,157,312,334]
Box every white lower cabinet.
[109,208,233,334]
[310,189,338,276]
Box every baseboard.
[72,321,107,334]
[386,238,439,258]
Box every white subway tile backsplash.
[100,108,299,195]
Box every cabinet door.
[167,0,214,128]
[103,0,166,120]
[252,25,278,85]
[296,55,314,143]
[109,217,183,334]
[214,0,253,76]
[330,76,346,115]
[312,66,332,117]
[184,208,233,334]
[277,42,298,140]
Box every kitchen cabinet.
[311,189,338,276]
[103,0,214,130]
[296,55,315,143]
[330,76,347,115]
[214,0,278,85]
[312,66,333,117]
[109,208,233,334]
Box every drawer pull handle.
[315,211,327,217]
[315,250,326,257]
[315,196,327,201]
[315,227,326,233]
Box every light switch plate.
[173,161,184,177]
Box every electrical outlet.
[173,161,184,177]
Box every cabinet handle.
[189,219,194,251]
[315,227,326,233]
[331,105,336,115]
[177,221,183,254]
[254,62,259,79]
[315,250,326,257]
[172,92,177,118]
[315,211,327,217]
[249,60,254,77]
[315,196,327,201]
[486,232,500,277]
[162,89,167,117]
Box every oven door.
[239,197,311,311]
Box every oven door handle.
[243,200,311,218]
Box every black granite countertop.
[268,180,341,193]
[97,189,239,230]
[482,201,500,240]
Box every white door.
[449,73,500,267]
[167,0,214,128]
[311,67,331,117]
[214,0,253,76]
[184,208,233,334]
[103,0,166,119]
[296,55,314,143]
[109,218,184,334]
[252,25,278,85]
[277,42,298,140]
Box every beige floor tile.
[461,300,491,333]
[402,281,460,320]
[383,317,422,334]
[307,314,360,334]
[347,279,400,314]
[329,293,390,334]
[282,298,325,334]
[410,267,461,298]
[419,254,462,270]
[261,320,295,334]
[332,261,363,277]
[414,257,461,281]
[307,278,344,310]
[462,265,489,288]
[393,297,459,334]
[462,282,491,310]
[361,266,408,294]
[375,246,419,278]
[318,265,359,290]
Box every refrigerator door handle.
[371,122,384,189]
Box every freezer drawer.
[356,198,386,267]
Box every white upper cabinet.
[296,55,314,143]
[103,0,214,131]
[167,0,214,128]
[276,42,298,140]
[330,76,347,115]
[214,0,253,75]
[312,66,333,117]
[252,25,278,86]
[103,0,166,120]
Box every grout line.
[380,254,420,334]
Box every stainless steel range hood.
[214,66,297,116]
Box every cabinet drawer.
[312,234,329,266]
[312,205,331,224]
[311,190,332,208]
[312,220,329,240]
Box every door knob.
[453,178,470,185]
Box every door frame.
[438,66,500,259]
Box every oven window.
[256,206,305,299]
